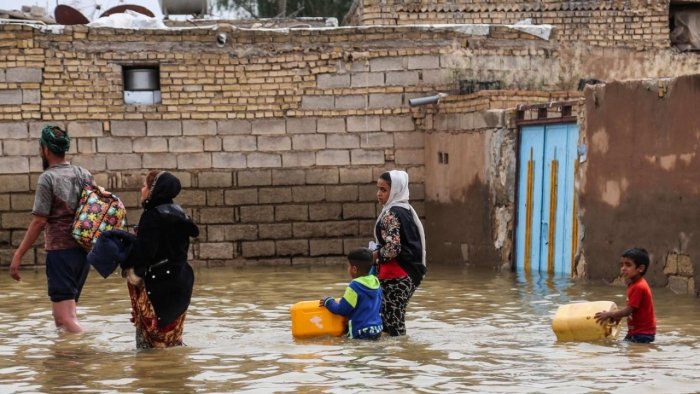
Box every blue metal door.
[516,123,578,275]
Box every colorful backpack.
[71,184,127,251]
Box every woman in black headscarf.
[122,170,199,348]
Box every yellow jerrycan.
[290,300,348,339]
[552,301,621,342]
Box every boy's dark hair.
[622,247,650,275]
[347,247,374,275]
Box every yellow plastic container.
[552,301,621,342]
[290,300,348,339]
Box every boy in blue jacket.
[320,248,383,340]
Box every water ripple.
[0,267,699,393]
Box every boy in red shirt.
[595,248,656,343]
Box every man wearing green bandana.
[10,125,94,333]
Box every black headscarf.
[142,172,181,210]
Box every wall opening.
[122,65,161,105]
[670,2,700,51]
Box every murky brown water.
[1,266,699,393]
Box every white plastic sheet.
[671,9,700,50]
[88,9,166,29]
[509,18,552,41]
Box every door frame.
[512,102,579,275]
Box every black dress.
[124,172,199,327]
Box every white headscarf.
[374,170,427,267]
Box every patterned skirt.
[127,281,186,349]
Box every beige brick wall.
[0,19,697,269]
[0,25,439,268]
[0,116,425,268]
[355,0,670,50]
[0,15,445,262]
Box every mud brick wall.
[354,0,670,50]
[580,75,700,293]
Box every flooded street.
[1,266,699,393]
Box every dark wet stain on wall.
[426,178,501,269]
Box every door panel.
[516,126,545,274]
[516,123,578,275]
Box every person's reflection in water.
[132,346,199,393]
[39,338,95,391]
[37,336,200,393]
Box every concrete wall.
[579,75,700,294]
[425,115,501,267]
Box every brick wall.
[355,0,670,49]
[664,252,695,295]
[0,24,439,268]
[1,19,699,270]
[0,117,424,268]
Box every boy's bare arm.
[594,306,634,325]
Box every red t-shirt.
[626,277,656,335]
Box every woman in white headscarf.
[372,170,426,336]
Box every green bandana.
[40,125,70,154]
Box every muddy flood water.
[1,265,699,393]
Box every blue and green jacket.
[324,275,383,339]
